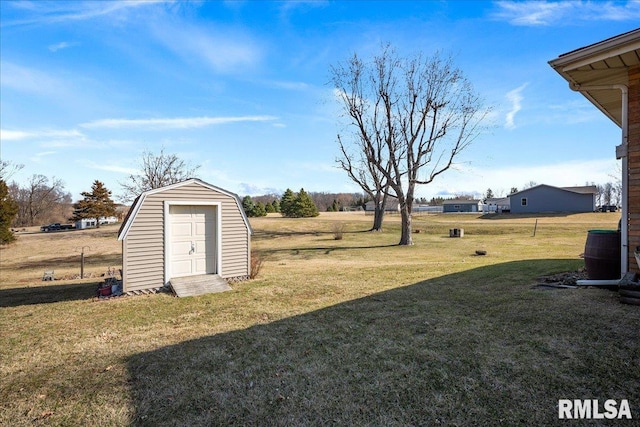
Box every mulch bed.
[532,270,588,289]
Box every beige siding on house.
[122,181,250,292]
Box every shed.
[117,179,252,295]
[364,198,401,213]
[509,184,596,214]
[442,199,481,213]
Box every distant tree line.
[242,190,375,218]
[243,188,320,218]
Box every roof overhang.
[548,28,640,127]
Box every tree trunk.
[398,185,415,245]
[370,190,388,232]
[372,204,385,231]
[399,204,413,245]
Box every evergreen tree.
[280,189,296,217]
[0,179,18,244]
[484,188,494,203]
[292,188,319,218]
[242,196,269,217]
[253,201,267,217]
[272,199,280,213]
[71,180,116,228]
[265,201,275,214]
[242,195,256,216]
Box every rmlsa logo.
[558,399,633,420]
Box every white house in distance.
[75,216,118,230]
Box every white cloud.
[504,83,527,130]
[48,41,78,52]
[266,80,311,91]
[492,0,640,26]
[3,0,169,27]
[80,115,277,130]
[83,161,137,175]
[1,128,85,141]
[28,151,56,163]
[150,19,263,74]
[0,62,65,95]
[1,129,32,140]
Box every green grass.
[1,212,639,426]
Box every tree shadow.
[126,259,639,426]
[479,212,579,220]
[253,228,372,241]
[8,253,122,271]
[0,282,100,307]
[259,243,399,257]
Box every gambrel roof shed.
[117,179,252,295]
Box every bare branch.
[119,148,200,202]
[331,44,490,244]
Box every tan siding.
[123,189,165,292]
[122,181,250,291]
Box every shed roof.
[117,178,252,241]
[548,28,640,127]
[509,184,597,197]
[442,199,480,205]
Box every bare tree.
[331,45,488,244]
[337,134,391,231]
[9,175,71,226]
[332,52,394,231]
[120,149,200,202]
[0,160,24,181]
[609,162,623,206]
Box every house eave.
[548,28,640,127]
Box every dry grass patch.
[1,212,638,426]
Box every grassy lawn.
[1,212,639,426]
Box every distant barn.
[117,179,252,296]
[509,185,596,214]
[442,199,481,213]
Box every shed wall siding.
[122,182,249,292]
[443,203,477,213]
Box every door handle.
[189,242,195,254]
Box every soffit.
[549,29,640,127]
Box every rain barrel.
[584,230,621,280]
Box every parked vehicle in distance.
[40,223,75,232]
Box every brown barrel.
[584,230,621,280]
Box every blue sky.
[1,1,639,202]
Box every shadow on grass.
[0,282,99,307]
[8,253,122,271]
[126,259,640,426]
[260,243,399,257]
[253,228,374,240]
[478,212,585,220]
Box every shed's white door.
[169,205,217,277]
